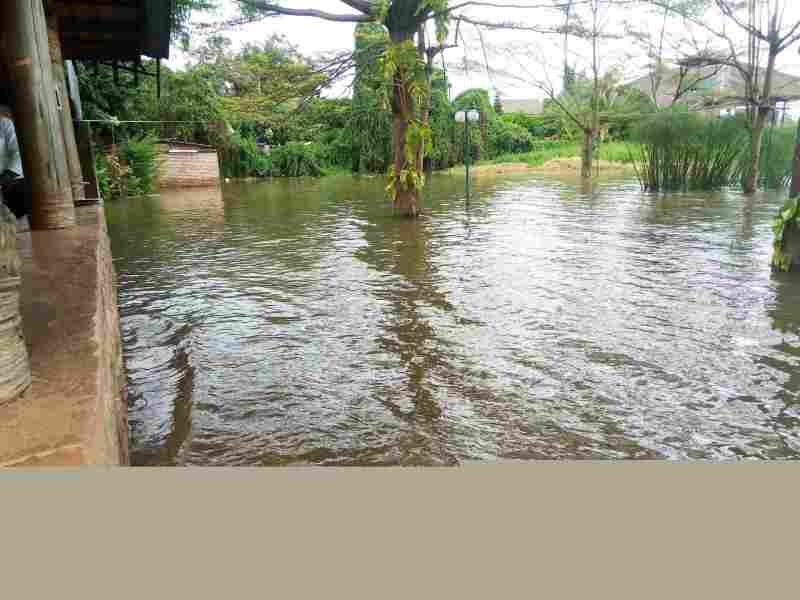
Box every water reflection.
[105,174,800,464]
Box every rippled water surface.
[105,173,800,464]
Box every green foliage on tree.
[501,113,562,139]
[172,0,217,48]
[427,78,455,169]
[351,22,392,173]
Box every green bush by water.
[772,196,800,271]
[120,136,162,196]
[219,131,270,179]
[489,119,535,155]
[97,135,162,200]
[262,142,324,177]
[501,112,562,139]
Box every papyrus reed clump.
[631,110,747,192]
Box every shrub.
[96,152,110,199]
[489,119,534,156]
[119,135,162,196]
[98,135,162,200]
[771,196,800,271]
[219,131,269,178]
[319,128,353,170]
[501,112,561,138]
[263,142,323,177]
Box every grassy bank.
[223,141,639,183]
[488,141,637,168]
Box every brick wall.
[0,206,129,466]
[92,215,128,464]
[159,151,221,188]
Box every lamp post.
[455,108,480,202]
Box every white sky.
[166,0,800,106]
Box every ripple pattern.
[104,176,800,464]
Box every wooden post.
[0,201,31,404]
[76,122,101,202]
[0,0,76,230]
[48,14,86,205]
[65,60,101,203]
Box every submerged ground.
[105,172,800,465]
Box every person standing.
[0,104,30,219]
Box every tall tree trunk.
[581,129,594,179]
[743,108,769,194]
[389,32,422,217]
[391,83,421,216]
[743,47,778,194]
[585,0,600,181]
[421,26,434,180]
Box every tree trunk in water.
[743,110,769,194]
[581,130,594,179]
[392,105,420,216]
[389,35,422,218]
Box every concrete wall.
[159,150,221,189]
[0,206,128,466]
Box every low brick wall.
[0,205,128,466]
[159,150,221,189]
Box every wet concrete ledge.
[0,205,128,466]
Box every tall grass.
[631,110,747,192]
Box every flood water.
[105,172,800,464]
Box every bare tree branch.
[338,0,375,15]
[234,1,371,23]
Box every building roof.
[503,99,544,114]
[50,0,173,61]
[627,64,800,109]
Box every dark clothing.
[0,175,31,219]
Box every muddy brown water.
[104,173,800,464]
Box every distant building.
[502,99,545,115]
[627,64,800,115]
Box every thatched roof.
[50,0,173,61]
